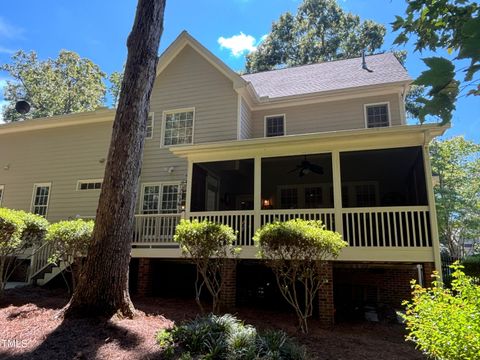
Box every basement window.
[77,180,103,190]
[265,115,285,137]
[365,103,390,128]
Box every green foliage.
[403,264,480,359]
[174,219,239,313]
[254,219,346,333]
[393,0,480,124]
[430,137,480,258]
[245,0,385,72]
[15,210,49,248]
[156,313,307,359]
[108,71,124,108]
[0,208,26,253]
[462,255,480,279]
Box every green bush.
[403,263,480,359]
[462,254,480,279]
[0,208,26,252]
[16,210,49,248]
[156,313,307,360]
[254,219,347,333]
[174,219,239,313]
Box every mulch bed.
[0,287,424,360]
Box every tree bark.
[63,0,166,318]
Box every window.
[265,115,285,137]
[365,103,390,128]
[304,186,323,208]
[77,180,102,190]
[0,185,4,206]
[31,183,51,217]
[146,113,154,139]
[163,109,194,146]
[141,183,180,214]
[280,188,298,209]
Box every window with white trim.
[77,180,102,190]
[163,109,194,146]
[365,104,389,128]
[0,185,4,206]
[265,115,285,137]
[146,113,154,139]
[141,183,180,214]
[31,184,51,217]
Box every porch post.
[331,151,343,236]
[254,156,261,231]
[422,142,442,279]
[185,159,193,218]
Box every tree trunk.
[63,0,166,318]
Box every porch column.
[331,151,343,236]
[219,259,237,311]
[254,156,261,230]
[185,159,193,218]
[137,258,153,296]
[422,141,442,279]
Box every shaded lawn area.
[0,287,424,360]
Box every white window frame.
[76,179,103,191]
[30,183,52,217]
[161,107,195,147]
[264,114,286,137]
[146,112,154,139]
[364,102,391,128]
[0,185,4,206]
[139,182,181,214]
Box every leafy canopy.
[393,0,480,123]
[403,264,480,359]
[245,0,386,72]
[430,137,480,258]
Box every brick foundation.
[219,259,237,312]
[423,262,435,287]
[319,261,335,328]
[137,258,153,296]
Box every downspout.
[417,264,424,287]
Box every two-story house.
[0,32,448,325]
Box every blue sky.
[0,0,478,141]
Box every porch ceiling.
[170,124,449,162]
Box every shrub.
[156,313,307,359]
[174,219,239,313]
[254,219,347,333]
[46,219,94,291]
[0,208,48,295]
[462,254,480,279]
[403,263,480,359]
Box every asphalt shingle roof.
[241,53,411,99]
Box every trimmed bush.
[254,219,347,333]
[403,263,480,359]
[156,313,307,359]
[174,219,239,313]
[462,254,480,279]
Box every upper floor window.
[0,185,4,206]
[141,183,180,214]
[77,179,103,191]
[265,115,285,137]
[163,109,194,146]
[365,103,390,128]
[146,113,154,139]
[31,183,51,217]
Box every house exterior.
[0,31,448,325]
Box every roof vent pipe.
[362,51,373,73]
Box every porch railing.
[260,209,335,231]
[133,213,182,245]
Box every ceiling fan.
[287,156,324,177]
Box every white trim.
[146,112,154,139]
[76,179,103,191]
[30,183,52,217]
[264,114,286,137]
[0,184,4,206]
[160,107,195,148]
[364,102,391,128]
[140,181,181,214]
[237,95,242,140]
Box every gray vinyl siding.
[0,121,112,222]
[250,94,401,138]
[239,97,252,140]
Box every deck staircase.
[28,242,68,286]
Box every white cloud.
[0,46,14,54]
[0,17,23,39]
[218,32,258,57]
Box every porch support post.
[331,151,343,236]
[254,156,261,231]
[422,141,442,279]
[185,159,193,218]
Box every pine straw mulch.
[0,287,424,360]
